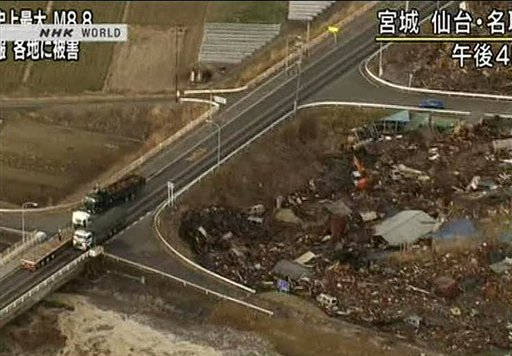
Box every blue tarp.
[277,279,290,293]
[432,218,479,240]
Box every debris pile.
[381,1,512,95]
[179,114,512,354]
[322,243,512,353]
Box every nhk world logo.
[0,24,128,42]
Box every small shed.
[272,260,312,281]
[373,210,440,247]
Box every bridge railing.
[0,251,90,321]
[0,231,43,267]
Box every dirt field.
[0,101,207,206]
[105,27,178,93]
[105,1,207,94]
[206,1,287,24]
[0,1,123,95]
[0,1,207,96]
[0,1,47,94]
[0,116,137,206]
[8,2,125,96]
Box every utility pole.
[209,91,213,121]
[174,24,182,102]
[306,21,310,56]
[167,182,174,208]
[285,37,289,76]
[293,41,304,114]
[378,41,384,77]
[21,202,38,243]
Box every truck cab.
[73,229,94,251]
[72,210,92,229]
[83,194,101,213]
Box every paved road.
[0,248,80,309]
[1,1,511,310]
[310,66,512,114]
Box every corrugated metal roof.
[373,210,440,246]
[272,259,312,280]
[198,23,281,64]
[288,1,336,21]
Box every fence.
[0,251,90,321]
[104,253,273,316]
[0,230,44,266]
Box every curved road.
[1,1,511,310]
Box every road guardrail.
[0,1,380,214]
[1,100,507,325]
[152,99,512,293]
[183,86,248,95]
[0,251,90,322]
[0,100,220,214]
[104,253,273,317]
[0,231,44,266]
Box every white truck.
[72,210,93,229]
[73,206,127,251]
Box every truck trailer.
[20,227,73,272]
[73,206,127,251]
[83,174,145,213]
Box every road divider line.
[0,101,220,214]
[0,2,381,214]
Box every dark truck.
[73,206,128,251]
[83,173,145,213]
